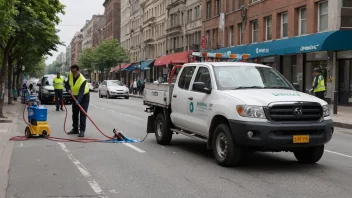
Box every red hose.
[9,93,115,142]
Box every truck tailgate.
[143,83,174,107]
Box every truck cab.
[144,62,333,167]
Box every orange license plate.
[293,135,309,143]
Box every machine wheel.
[25,127,31,138]
[154,112,172,145]
[294,145,324,164]
[107,92,111,99]
[212,123,243,167]
[125,96,129,99]
[99,91,103,98]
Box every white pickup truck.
[143,62,334,167]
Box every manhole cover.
[0,120,12,123]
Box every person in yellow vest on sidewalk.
[64,65,90,137]
[310,68,326,100]
[53,72,65,111]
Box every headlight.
[42,89,49,94]
[236,105,266,119]
[323,105,330,117]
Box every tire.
[154,112,172,145]
[125,96,129,99]
[107,92,111,99]
[212,123,243,167]
[99,91,103,98]
[294,145,324,164]
[25,127,31,138]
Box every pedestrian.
[310,68,326,100]
[65,64,90,137]
[133,79,137,94]
[53,72,65,111]
[137,77,141,95]
[139,78,145,95]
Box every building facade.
[82,15,106,50]
[121,0,131,56]
[70,32,83,65]
[103,0,121,41]
[202,0,352,105]
[129,0,142,63]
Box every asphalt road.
[6,93,352,198]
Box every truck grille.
[267,102,323,122]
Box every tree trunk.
[7,58,13,104]
[13,66,17,101]
[0,47,11,118]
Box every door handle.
[188,97,193,100]
[173,94,177,98]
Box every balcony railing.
[143,16,156,25]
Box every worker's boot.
[78,131,85,137]
[68,128,79,135]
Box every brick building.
[202,0,352,105]
[82,15,105,49]
[103,0,121,41]
[70,32,83,65]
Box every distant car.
[98,80,129,99]
[37,74,72,104]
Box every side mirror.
[292,83,300,90]
[193,82,211,94]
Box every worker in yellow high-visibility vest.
[53,72,65,111]
[310,68,326,100]
[64,65,90,137]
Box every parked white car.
[98,80,129,99]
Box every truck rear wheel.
[212,123,243,167]
[294,145,324,164]
[154,112,172,145]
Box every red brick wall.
[103,0,121,41]
[202,0,322,49]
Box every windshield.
[214,66,293,90]
[107,80,123,86]
[43,77,54,86]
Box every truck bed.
[143,82,174,108]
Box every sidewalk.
[0,97,22,198]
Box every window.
[216,0,220,16]
[343,0,352,7]
[238,23,243,44]
[178,66,196,90]
[228,26,233,46]
[251,0,259,3]
[318,1,328,31]
[299,7,306,35]
[265,16,272,40]
[206,1,211,19]
[252,20,258,43]
[188,9,192,22]
[281,12,288,38]
[193,67,212,90]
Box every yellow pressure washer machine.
[25,95,51,138]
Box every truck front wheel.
[294,145,324,164]
[154,112,172,145]
[212,124,243,167]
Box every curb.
[129,95,143,99]
[333,122,352,130]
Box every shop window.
[318,1,328,31]
[265,16,272,40]
[291,55,298,84]
[252,20,258,43]
[299,7,306,35]
[281,12,288,38]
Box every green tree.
[94,39,129,78]
[78,48,97,72]
[0,0,65,117]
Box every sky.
[45,0,105,65]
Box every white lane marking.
[123,143,146,153]
[58,142,108,198]
[91,105,146,121]
[325,150,352,159]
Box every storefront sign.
[300,45,320,52]
[256,48,270,54]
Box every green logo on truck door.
[190,102,194,113]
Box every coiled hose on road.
[9,93,148,143]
